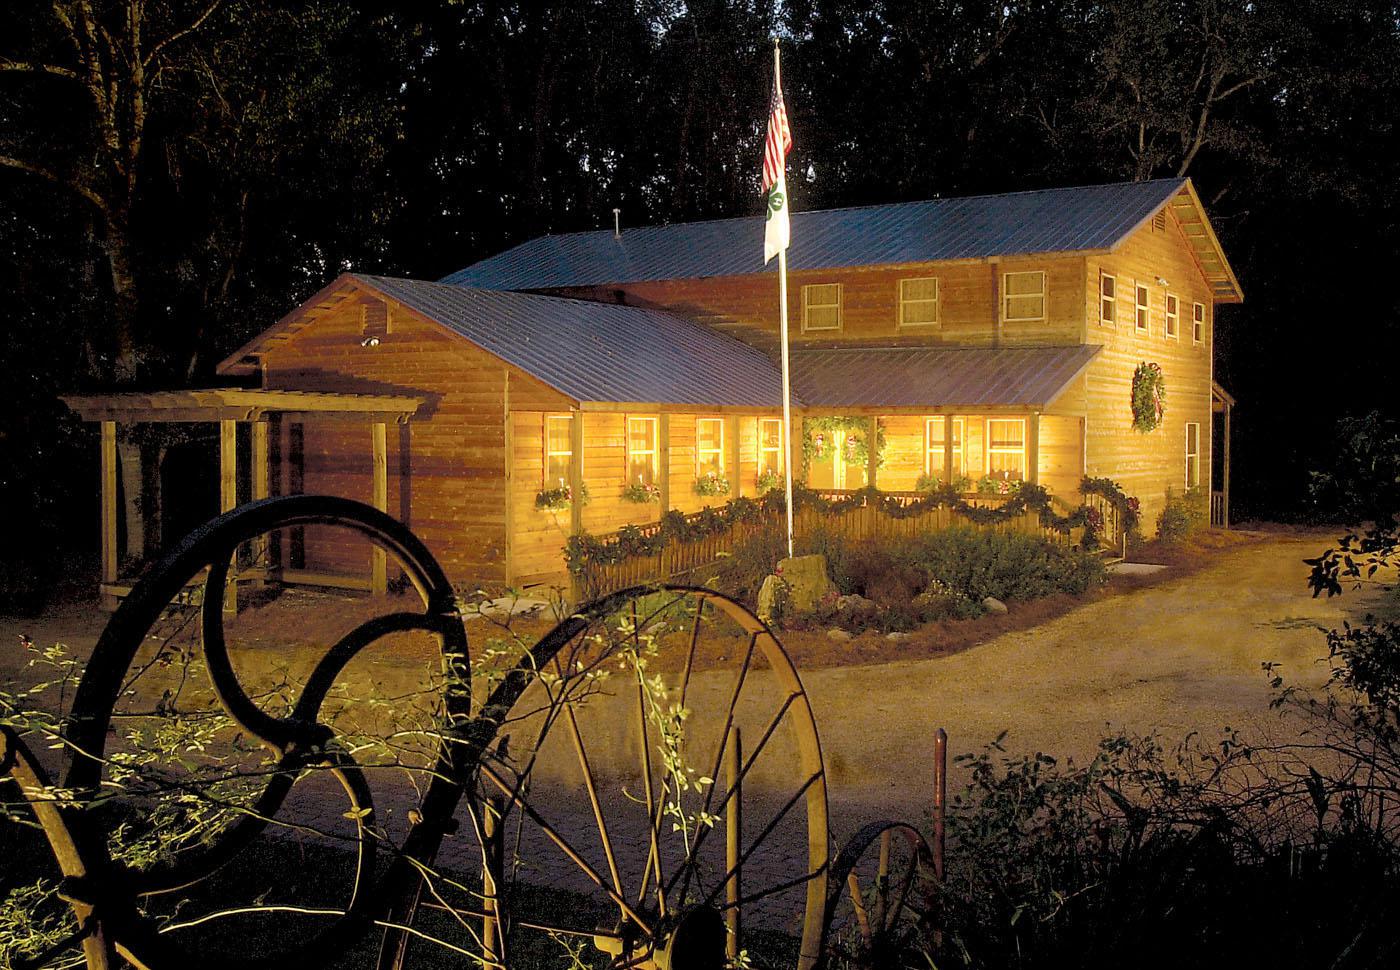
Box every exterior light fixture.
[361,336,380,347]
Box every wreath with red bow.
[1131,362,1166,433]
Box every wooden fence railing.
[575,490,1073,601]
[1210,490,1228,528]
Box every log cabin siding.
[260,296,573,585]
[1082,214,1216,530]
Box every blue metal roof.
[791,345,1100,410]
[355,275,787,407]
[443,179,1188,289]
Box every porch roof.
[790,345,1100,410]
[61,388,425,424]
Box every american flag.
[761,73,791,194]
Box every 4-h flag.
[762,48,792,264]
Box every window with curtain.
[696,418,724,476]
[544,414,573,487]
[986,418,1026,481]
[627,416,658,486]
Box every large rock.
[982,595,1009,614]
[827,627,852,642]
[777,554,837,614]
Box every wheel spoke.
[847,871,874,947]
[702,770,823,910]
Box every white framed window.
[1185,422,1201,488]
[627,416,659,486]
[1100,273,1116,327]
[696,417,724,477]
[1192,302,1206,344]
[759,417,784,476]
[1003,271,1046,321]
[544,414,574,487]
[986,418,1026,481]
[898,277,940,327]
[924,417,965,477]
[802,283,842,331]
[1135,283,1150,334]
[1165,293,1180,340]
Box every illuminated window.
[1135,283,1150,334]
[924,417,965,477]
[1165,293,1180,339]
[1192,302,1206,344]
[1003,271,1045,321]
[544,414,574,487]
[759,418,784,475]
[627,416,658,486]
[696,418,725,477]
[802,283,842,331]
[986,418,1026,481]
[1100,273,1116,327]
[1185,422,1201,488]
[899,277,940,327]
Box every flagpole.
[774,40,796,560]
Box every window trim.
[758,417,784,476]
[1192,302,1206,345]
[1185,421,1201,488]
[626,415,659,486]
[985,417,1027,481]
[924,416,965,477]
[801,283,843,332]
[695,417,725,477]
[543,413,575,488]
[897,276,940,328]
[1002,270,1046,322]
[1100,273,1116,327]
[1135,282,1150,334]
[1164,293,1180,340]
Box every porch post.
[658,412,671,511]
[1222,402,1232,529]
[727,415,741,498]
[371,420,388,595]
[1027,412,1041,485]
[100,420,118,610]
[867,416,880,489]
[569,409,585,536]
[944,415,956,487]
[250,420,270,584]
[219,419,238,612]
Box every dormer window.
[898,277,940,327]
[802,284,842,332]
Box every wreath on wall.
[1131,362,1166,433]
[802,416,887,471]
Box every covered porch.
[62,388,423,610]
[1211,380,1235,528]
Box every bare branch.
[143,0,224,68]
[0,58,80,81]
[0,154,107,214]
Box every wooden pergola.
[62,388,423,609]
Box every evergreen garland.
[1131,362,1166,432]
[802,416,887,471]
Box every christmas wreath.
[1131,362,1166,433]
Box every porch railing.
[1210,490,1228,528]
[574,489,1066,601]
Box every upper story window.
[925,416,965,477]
[1164,293,1180,340]
[1135,283,1150,334]
[1192,302,1206,344]
[696,418,725,477]
[544,414,574,487]
[1100,273,1116,327]
[986,418,1026,482]
[1185,422,1201,488]
[759,418,784,476]
[898,277,940,327]
[1003,271,1045,321]
[802,283,842,332]
[627,416,658,486]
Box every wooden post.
[250,421,270,584]
[727,415,742,498]
[944,415,956,487]
[1222,402,1231,529]
[569,409,585,537]
[657,413,671,512]
[867,416,880,490]
[725,725,743,963]
[100,420,118,610]
[219,419,238,612]
[1027,411,1040,485]
[371,420,388,595]
[502,371,514,585]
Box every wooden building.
[66,178,1240,596]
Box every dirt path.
[815,530,1391,823]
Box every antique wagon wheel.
[818,821,936,969]
[451,585,831,970]
[32,495,477,970]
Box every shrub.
[1156,486,1207,543]
[903,527,1107,602]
